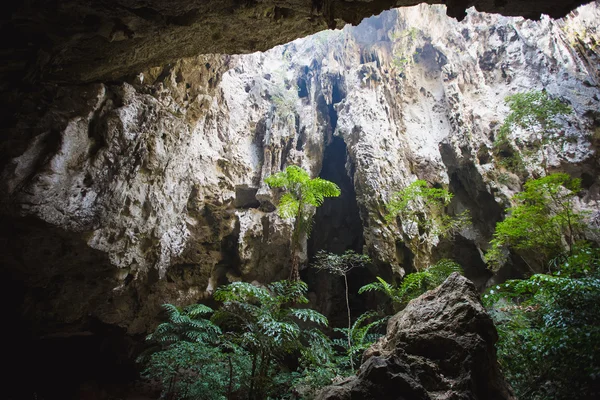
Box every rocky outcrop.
[316,273,515,400]
[1,0,588,87]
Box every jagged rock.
[316,273,515,400]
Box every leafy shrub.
[138,304,250,400]
[485,173,585,270]
[494,90,571,173]
[484,244,600,400]
[386,180,470,249]
[140,281,335,400]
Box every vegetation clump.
[494,90,572,175]
[485,173,586,270]
[359,259,463,311]
[140,280,334,400]
[484,244,600,400]
[386,180,470,252]
[265,165,341,280]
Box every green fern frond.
[290,309,329,326]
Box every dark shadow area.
[303,137,375,328]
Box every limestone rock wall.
[1,3,600,335]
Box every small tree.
[265,166,341,280]
[386,180,469,252]
[486,173,585,271]
[312,250,371,371]
[495,90,572,174]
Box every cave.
[1,0,600,399]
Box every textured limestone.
[1,3,600,336]
[316,273,515,400]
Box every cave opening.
[302,136,375,328]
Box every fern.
[360,260,463,309]
[483,245,600,399]
[265,165,341,280]
[333,311,388,372]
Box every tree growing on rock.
[485,173,586,271]
[386,180,470,256]
[265,165,340,280]
[494,90,572,174]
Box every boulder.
[317,273,515,400]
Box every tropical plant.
[139,281,336,400]
[139,304,250,400]
[359,259,463,310]
[265,166,341,280]
[212,280,332,399]
[386,180,470,251]
[312,250,371,371]
[494,90,572,173]
[145,303,220,345]
[332,311,388,373]
[142,341,252,400]
[483,244,600,400]
[485,173,586,270]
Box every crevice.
[304,136,373,327]
[214,218,243,286]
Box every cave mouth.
[303,136,375,328]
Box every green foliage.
[213,280,332,399]
[265,166,341,217]
[139,304,249,400]
[359,259,463,309]
[332,311,388,372]
[213,280,328,349]
[494,90,572,173]
[386,180,470,248]
[312,250,370,277]
[145,303,220,345]
[499,90,571,138]
[142,341,252,400]
[483,244,600,400]
[486,173,585,270]
[265,166,341,279]
[389,27,419,73]
[312,250,371,371]
[140,281,335,400]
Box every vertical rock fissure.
[305,136,374,326]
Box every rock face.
[2,4,600,338]
[1,0,588,87]
[316,273,515,400]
